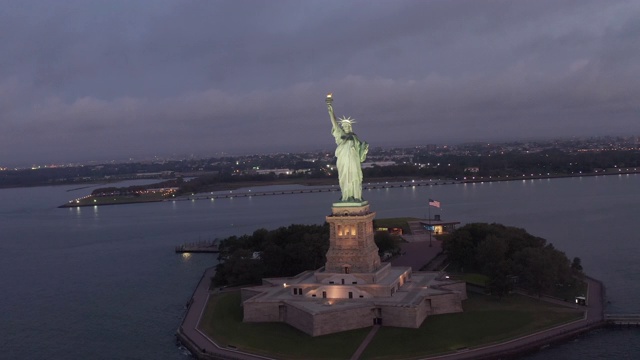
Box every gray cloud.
[2,0,639,166]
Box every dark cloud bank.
[2,0,639,166]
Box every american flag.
[428,199,441,208]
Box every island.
[177,221,604,360]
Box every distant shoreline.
[56,169,639,208]
[58,198,164,208]
[188,169,639,191]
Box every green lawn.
[199,291,370,360]
[199,291,583,360]
[360,292,583,360]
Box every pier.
[605,313,640,326]
[175,240,219,253]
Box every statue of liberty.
[325,93,369,202]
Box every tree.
[476,235,508,276]
[514,247,555,297]
[443,222,577,298]
[442,230,476,271]
[486,260,514,299]
[374,231,400,256]
[212,223,330,286]
[213,249,264,286]
[571,257,583,272]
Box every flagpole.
[428,202,432,247]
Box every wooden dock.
[604,313,640,326]
[175,240,219,253]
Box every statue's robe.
[332,126,368,202]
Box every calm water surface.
[0,175,638,359]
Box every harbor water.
[0,175,639,359]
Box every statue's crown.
[338,116,356,124]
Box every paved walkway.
[350,325,380,360]
[391,240,442,270]
[177,267,272,360]
[391,220,442,270]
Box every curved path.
[177,267,273,360]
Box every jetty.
[605,313,640,326]
[175,240,219,253]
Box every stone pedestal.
[324,202,381,274]
[242,199,466,336]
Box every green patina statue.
[326,93,369,203]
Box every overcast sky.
[2,0,639,166]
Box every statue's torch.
[326,93,333,105]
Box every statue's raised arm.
[324,93,368,203]
[326,93,340,132]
